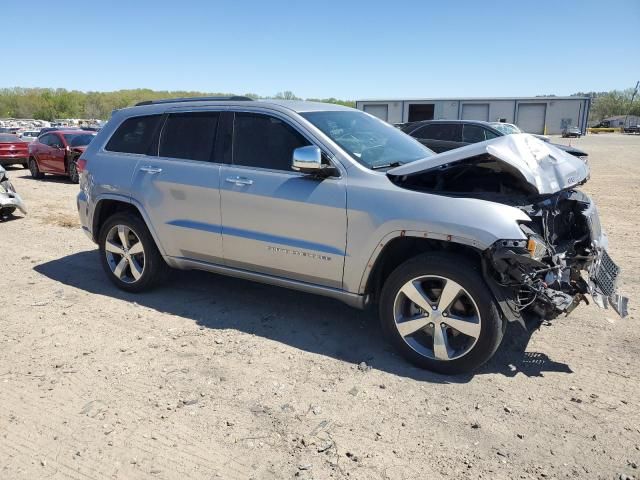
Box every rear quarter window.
[105,115,162,154]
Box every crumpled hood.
[388,134,590,195]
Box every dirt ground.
[1,133,639,480]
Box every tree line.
[0,88,355,121]
[571,87,640,121]
[0,86,637,122]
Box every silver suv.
[77,97,627,374]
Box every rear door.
[410,123,463,152]
[129,110,224,262]
[219,110,347,288]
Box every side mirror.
[292,145,323,174]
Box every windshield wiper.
[371,161,403,170]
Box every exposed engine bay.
[388,141,629,323]
[486,189,628,322]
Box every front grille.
[594,250,619,297]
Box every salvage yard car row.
[0,128,96,183]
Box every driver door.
[219,111,347,288]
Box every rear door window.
[105,115,162,154]
[412,124,462,141]
[159,112,220,162]
[232,112,310,171]
[462,124,488,143]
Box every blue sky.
[3,0,639,99]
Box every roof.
[357,96,590,102]
[50,129,94,135]
[122,98,353,114]
[401,119,497,132]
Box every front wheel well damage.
[365,236,483,300]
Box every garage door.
[461,103,489,121]
[363,104,388,121]
[517,103,546,134]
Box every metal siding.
[517,103,546,134]
[362,104,389,121]
[461,103,490,121]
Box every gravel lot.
[1,133,639,480]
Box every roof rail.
[134,96,254,106]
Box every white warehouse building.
[355,96,591,135]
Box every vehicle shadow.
[34,250,573,383]
[15,171,73,183]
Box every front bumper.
[487,191,628,320]
[0,186,27,214]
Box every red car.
[28,130,95,183]
[0,134,29,168]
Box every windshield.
[490,123,521,135]
[301,111,433,169]
[65,133,95,147]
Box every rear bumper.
[76,190,93,241]
[0,156,28,165]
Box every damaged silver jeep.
[0,165,26,219]
[77,100,627,374]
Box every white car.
[19,131,41,143]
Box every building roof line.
[356,96,590,102]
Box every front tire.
[1,207,16,217]
[29,157,43,179]
[98,213,168,292]
[379,253,504,374]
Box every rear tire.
[29,157,43,179]
[379,252,504,374]
[98,213,169,292]
[68,161,79,183]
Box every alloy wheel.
[393,275,481,361]
[104,225,146,283]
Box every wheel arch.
[361,232,484,300]
[361,231,518,325]
[92,196,166,256]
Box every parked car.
[562,125,582,138]
[402,120,589,160]
[37,126,81,136]
[77,97,626,374]
[489,122,551,142]
[19,130,41,142]
[0,133,29,167]
[28,130,95,183]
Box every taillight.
[77,158,87,173]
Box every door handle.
[140,166,162,174]
[225,176,253,186]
